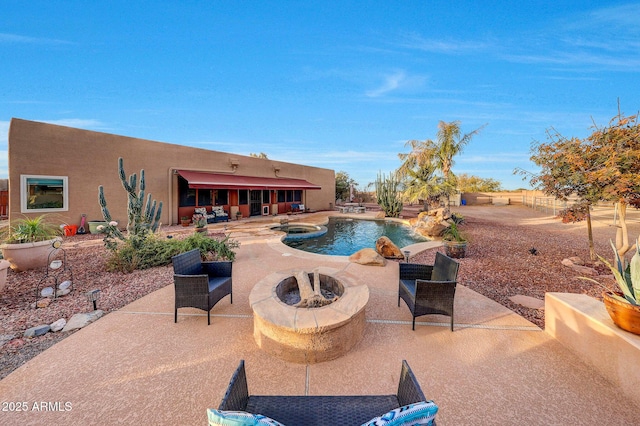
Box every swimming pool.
[282,217,428,256]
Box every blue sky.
[1,1,639,190]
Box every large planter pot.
[88,221,108,234]
[0,238,62,272]
[444,240,467,259]
[602,291,640,335]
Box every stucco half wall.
[8,118,336,225]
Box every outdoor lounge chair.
[172,249,232,325]
[398,252,460,331]
[214,359,437,426]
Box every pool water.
[283,217,428,256]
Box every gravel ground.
[0,205,627,380]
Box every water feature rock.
[349,248,386,266]
[62,310,104,332]
[24,324,51,338]
[376,236,403,259]
[411,209,449,238]
[50,318,67,332]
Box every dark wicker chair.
[218,359,431,426]
[398,252,460,331]
[172,249,232,325]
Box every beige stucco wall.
[8,118,335,225]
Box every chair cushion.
[400,279,416,296]
[195,207,208,215]
[360,401,438,426]
[209,277,232,291]
[207,409,284,426]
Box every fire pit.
[249,267,369,364]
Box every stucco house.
[7,118,335,227]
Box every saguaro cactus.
[375,171,403,218]
[99,158,163,247]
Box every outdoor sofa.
[194,206,229,223]
[210,359,438,426]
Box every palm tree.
[398,121,484,213]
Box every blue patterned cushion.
[207,409,285,426]
[361,401,438,426]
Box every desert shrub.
[106,232,239,273]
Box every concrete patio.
[1,211,639,425]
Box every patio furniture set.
[336,202,366,213]
[171,246,459,425]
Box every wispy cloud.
[397,33,492,54]
[365,70,427,98]
[0,32,72,45]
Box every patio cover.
[177,170,321,190]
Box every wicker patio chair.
[172,249,232,325]
[217,359,432,425]
[398,251,460,331]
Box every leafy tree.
[335,171,357,201]
[249,152,269,158]
[456,174,503,192]
[520,111,640,258]
[521,129,603,259]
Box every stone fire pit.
[249,267,369,364]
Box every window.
[239,190,248,205]
[214,190,228,205]
[262,190,270,204]
[21,175,68,213]
[198,189,212,206]
[277,190,285,202]
[294,190,302,202]
[178,177,196,206]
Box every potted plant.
[0,215,62,271]
[595,241,640,335]
[236,211,242,220]
[181,216,190,227]
[442,214,467,259]
[192,213,207,233]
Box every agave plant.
[599,240,640,306]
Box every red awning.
[177,170,321,190]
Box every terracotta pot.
[444,241,467,259]
[602,291,640,335]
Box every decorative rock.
[56,288,71,297]
[376,236,404,259]
[62,310,104,332]
[568,256,584,266]
[41,286,54,297]
[58,280,71,290]
[349,248,386,266]
[36,298,52,309]
[50,318,67,332]
[561,258,575,267]
[375,211,385,219]
[571,265,598,276]
[24,324,51,338]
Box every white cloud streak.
[0,32,72,45]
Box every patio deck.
[1,210,639,425]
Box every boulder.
[376,236,404,259]
[375,211,385,219]
[349,248,386,266]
